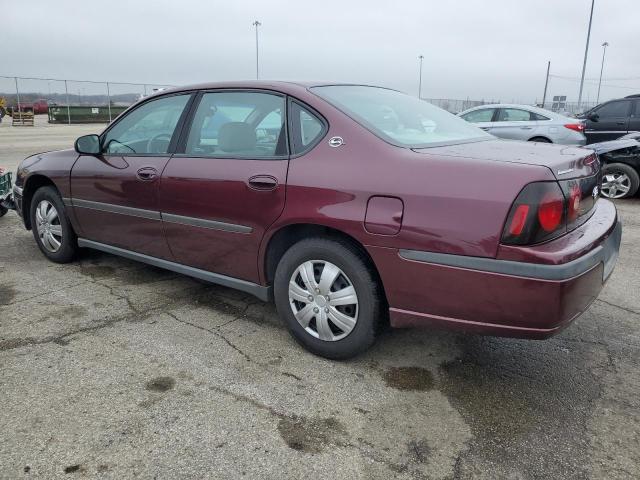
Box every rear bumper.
[369,200,621,338]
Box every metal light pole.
[541,61,551,109]
[596,42,609,104]
[253,20,262,80]
[106,82,112,122]
[418,55,424,99]
[577,0,595,110]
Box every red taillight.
[501,182,567,245]
[537,192,564,232]
[508,205,530,236]
[564,123,585,132]
[567,184,581,221]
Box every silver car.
[458,104,587,145]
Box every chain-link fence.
[0,75,605,125]
[0,76,175,124]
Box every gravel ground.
[1,119,639,479]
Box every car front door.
[70,93,192,258]
[584,100,632,143]
[491,108,538,141]
[159,90,289,283]
[460,108,496,134]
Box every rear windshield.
[311,85,491,148]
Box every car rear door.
[491,108,538,141]
[584,100,632,143]
[70,93,192,258]
[158,90,289,283]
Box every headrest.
[218,122,256,152]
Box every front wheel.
[30,186,78,263]
[601,163,640,199]
[274,238,382,359]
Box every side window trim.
[287,98,329,157]
[173,88,290,160]
[98,91,194,157]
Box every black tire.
[30,186,77,263]
[274,237,382,359]
[0,205,7,217]
[601,163,640,199]
[528,136,552,143]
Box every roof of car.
[159,80,390,94]
[459,103,571,119]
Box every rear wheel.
[601,163,639,199]
[528,136,552,143]
[30,186,78,263]
[274,238,381,359]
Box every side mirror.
[75,134,101,155]
[588,113,599,122]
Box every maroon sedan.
[12,82,621,359]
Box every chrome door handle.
[136,167,158,181]
[520,126,533,130]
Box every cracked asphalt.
[1,121,640,479]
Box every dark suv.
[581,94,640,143]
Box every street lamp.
[596,42,609,104]
[418,55,424,99]
[577,0,595,110]
[252,20,262,80]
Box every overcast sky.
[4,0,639,103]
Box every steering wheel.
[146,133,172,154]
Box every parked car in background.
[11,82,620,359]
[588,134,640,198]
[578,94,640,143]
[8,98,49,115]
[458,104,586,145]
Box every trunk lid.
[412,139,599,179]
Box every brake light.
[564,123,585,132]
[502,182,566,245]
[502,175,600,246]
[538,191,564,232]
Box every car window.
[461,109,495,123]
[185,91,285,157]
[497,108,533,122]
[312,85,490,148]
[532,112,551,121]
[289,102,326,154]
[102,94,190,155]
[596,101,632,118]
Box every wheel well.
[22,175,58,230]
[264,223,388,304]
[528,136,552,143]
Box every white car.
[458,104,586,145]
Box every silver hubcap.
[601,172,631,199]
[288,260,358,341]
[35,200,62,253]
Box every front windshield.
[312,85,491,148]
